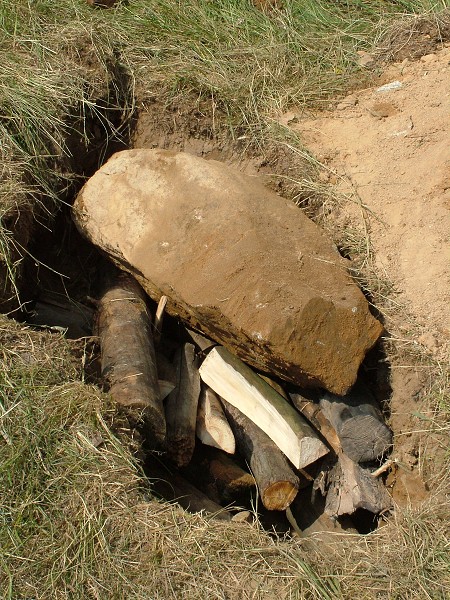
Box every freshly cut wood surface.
[196,386,235,454]
[222,400,299,511]
[319,384,393,463]
[97,272,165,447]
[199,346,328,470]
[165,343,201,467]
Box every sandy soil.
[280,44,450,362]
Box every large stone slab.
[73,149,383,394]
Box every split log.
[196,386,235,454]
[318,383,393,463]
[221,400,299,511]
[97,272,165,447]
[324,454,393,517]
[181,447,255,504]
[165,343,201,467]
[199,346,329,470]
[147,457,231,521]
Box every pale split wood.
[199,346,329,470]
[196,386,235,454]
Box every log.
[146,457,231,521]
[290,394,342,454]
[199,346,329,470]
[324,454,393,517]
[196,386,235,454]
[221,400,299,511]
[291,392,392,517]
[97,272,165,447]
[181,446,256,504]
[318,383,393,463]
[258,374,289,399]
[165,343,201,467]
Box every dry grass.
[1,316,449,599]
[1,1,450,598]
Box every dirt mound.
[281,43,450,362]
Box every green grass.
[0,0,448,304]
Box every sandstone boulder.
[73,149,382,394]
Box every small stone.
[376,81,403,93]
[420,53,436,63]
[231,510,253,523]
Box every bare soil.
[285,44,450,362]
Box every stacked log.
[75,148,393,534]
[96,285,393,527]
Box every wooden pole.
[221,400,299,511]
[97,272,165,448]
[165,343,201,467]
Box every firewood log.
[291,392,393,517]
[196,386,235,454]
[324,454,393,517]
[199,346,328,470]
[165,343,201,467]
[181,446,255,504]
[318,383,393,463]
[221,400,299,511]
[97,272,165,447]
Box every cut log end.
[340,416,393,463]
[262,482,299,512]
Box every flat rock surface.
[73,149,382,394]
